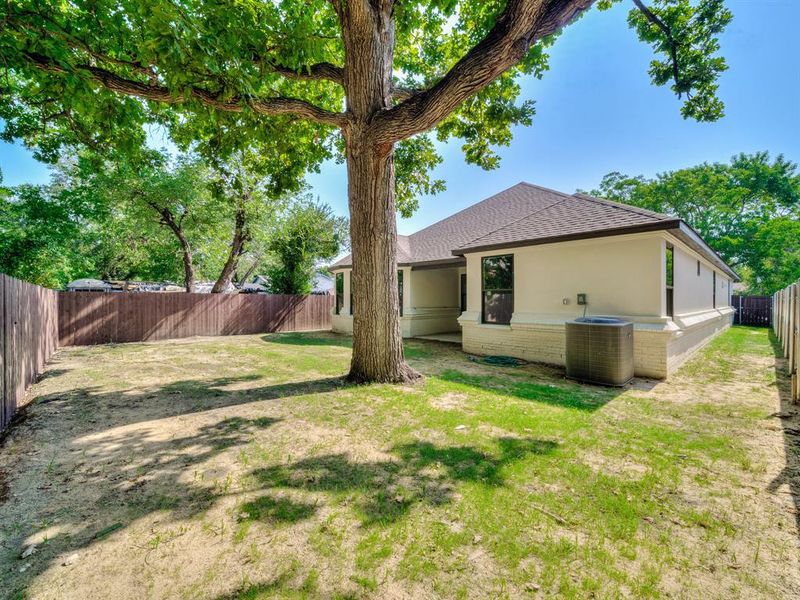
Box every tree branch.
[257,59,344,84]
[631,0,684,97]
[391,84,420,102]
[373,0,595,143]
[24,52,348,128]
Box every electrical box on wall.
[577,293,587,305]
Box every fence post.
[793,283,799,402]
[0,274,5,430]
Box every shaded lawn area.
[0,327,798,599]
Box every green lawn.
[0,327,797,599]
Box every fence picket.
[57,291,333,346]
[0,274,59,431]
[774,281,800,403]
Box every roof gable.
[454,191,676,253]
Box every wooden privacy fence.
[732,295,772,327]
[774,281,799,403]
[1,274,59,431]
[58,291,333,346]
[1,274,332,432]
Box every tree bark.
[342,0,420,383]
[212,204,248,293]
[171,227,196,293]
[237,252,264,285]
[157,207,195,293]
[345,134,418,383]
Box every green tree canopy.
[266,197,349,295]
[591,152,800,294]
[0,151,265,289]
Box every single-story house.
[331,182,738,379]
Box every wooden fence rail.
[58,291,333,346]
[1,274,59,431]
[774,280,800,403]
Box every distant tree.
[266,199,348,295]
[0,181,86,287]
[1,150,304,291]
[591,152,800,294]
[64,152,219,291]
[206,150,294,293]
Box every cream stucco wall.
[460,231,735,378]
[671,236,731,316]
[463,233,664,320]
[410,267,460,308]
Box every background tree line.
[592,151,800,295]
[0,150,348,294]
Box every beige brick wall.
[667,310,733,374]
[461,322,671,378]
[332,309,460,338]
[461,309,734,380]
[331,313,353,335]
[407,308,462,336]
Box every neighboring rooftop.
[332,182,738,280]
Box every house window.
[398,270,403,317]
[335,273,344,315]
[666,244,674,318]
[712,271,716,308]
[460,273,467,312]
[349,273,353,315]
[482,255,513,325]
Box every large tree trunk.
[346,134,418,383]
[342,1,419,383]
[212,205,248,293]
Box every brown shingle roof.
[332,182,565,268]
[331,182,738,280]
[454,189,677,253]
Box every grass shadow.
[261,332,435,361]
[250,436,557,525]
[437,369,618,411]
[766,329,800,539]
[0,374,354,598]
[262,332,352,348]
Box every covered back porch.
[330,262,466,339]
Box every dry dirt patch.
[0,329,797,599]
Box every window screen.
[398,270,403,317]
[482,255,513,325]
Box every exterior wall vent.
[565,317,634,386]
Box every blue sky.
[1,0,798,235]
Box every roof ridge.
[572,192,672,221]
[458,196,568,248]
[517,181,576,200]
[407,182,531,240]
